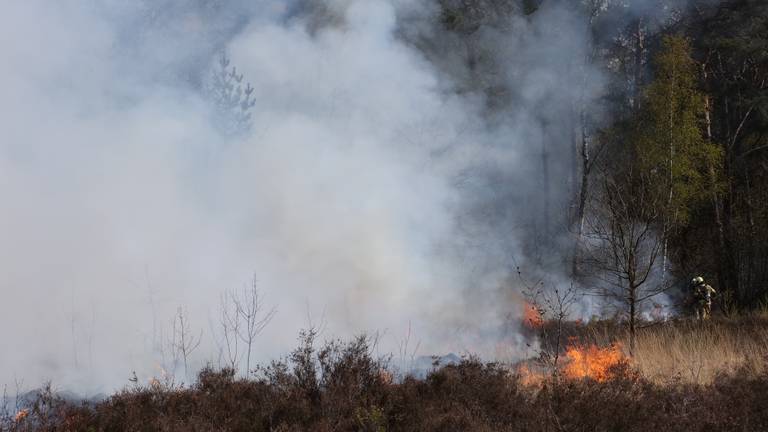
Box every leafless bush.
[524,282,579,377]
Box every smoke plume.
[0,0,683,393]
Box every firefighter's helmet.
[692,276,704,286]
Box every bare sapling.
[220,289,241,372]
[171,306,203,384]
[522,276,579,378]
[219,274,276,376]
[397,321,421,380]
[235,275,276,376]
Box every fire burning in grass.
[14,409,29,423]
[523,302,544,329]
[516,364,545,386]
[517,343,629,385]
[563,343,627,382]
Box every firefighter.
[691,276,716,320]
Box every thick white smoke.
[0,0,623,393]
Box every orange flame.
[14,409,29,422]
[562,343,626,382]
[516,343,628,386]
[523,302,544,328]
[517,364,544,386]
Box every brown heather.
[4,317,768,432]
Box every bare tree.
[171,306,203,383]
[235,275,276,376]
[220,289,241,372]
[208,312,225,369]
[219,275,276,376]
[571,0,605,277]
[157,323,178,387]
[582,171,669,354]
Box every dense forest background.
[406,0,768,313]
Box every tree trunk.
[632,17,645,112]
[246,343,251,376]
[572,112,590,276]
[571,102,579,213]
[629,285,637,356]
[572,35,594,277]
[702,67,729,294]
[541,125,551,242]
[628,248,638,356]
[661,61,677,285]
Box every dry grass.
[535,313,768,385]
[5,321,768,431]
[621,317,768,385]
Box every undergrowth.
[4,320,768,431]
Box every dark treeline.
[595,0,768,311]
[679,1,768,308]
[430,0,768,313]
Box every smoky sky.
[0,0,681,393]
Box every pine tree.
[207,54,256,138]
